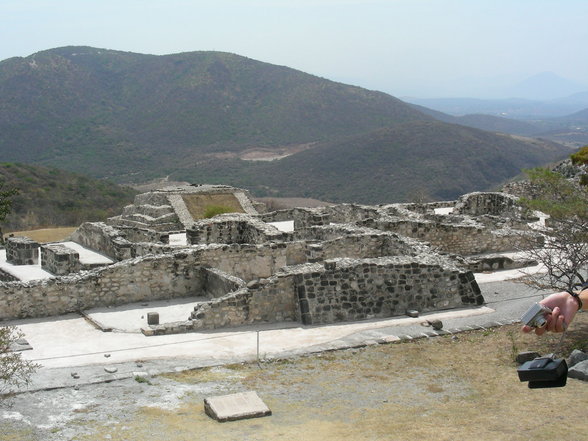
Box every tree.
[0,327,40,394]
[0,183,39,395]
[518,157,588,292]
[0,181,18,245]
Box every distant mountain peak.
[510,72,587,100]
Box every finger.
[535,326,546,336]
[522,325,532,333]
[546,307,560,332]
[555,314,566,333]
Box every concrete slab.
[84,297,209,332]
[474,263,546,284]
[268,220,294,232]
[59,241,113,265]
[0,249,53,281]
[204,391,271,422]
[169,233,188,246]
[434,207,454,215]
[0,241,114,282]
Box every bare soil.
[207,143,317,162]
[3,318,588,441]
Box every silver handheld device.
[521,302,552,328]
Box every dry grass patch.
[181,193,245,219]
[4,227,77,243]
[76,317,588,441]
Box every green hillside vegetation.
[410,104,543,136]
[0,46,429,181]
[171,121,569,203]
[0,46,571,203]
[0,163,137,231]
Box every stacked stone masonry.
[5,237,40,265]
[0,189,546,331]
[41,244,80,275]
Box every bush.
[0,326,40,394]
[570,145,588,166]
[203,205,233,218]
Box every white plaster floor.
[0,241,114,281]
[7,304,495,369]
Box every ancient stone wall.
[0,268,18,282]
[203,267,246,299]
[368,218,541,255]
[116,226,169,245]
[292,257,482,325]
[41,244,80,275]
[190,275,298,330]
[69,222,132,261]
[193,242,307,281]
[146,254,482,334]
[294,224,424,260]
[454,192,520,217]
[5,237,39,265]
[187,214,289,245]
[0,251,206,319]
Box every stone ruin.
[0,184,545,335]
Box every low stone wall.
[116,227,169,245]
[193,242,308,281]
[0,268,19,282]
[401,201,455,215]
[454,192,520,217]
[190,275,298,329]
[203,267,246,299]
[69,222,132,261]
[146,254,483,334]
[187,214,289,245]
[295,225,425,260]
[0,251,206,319]
[369,218,541,255]
[292,257,482,325]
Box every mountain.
[404,95,588,119]
[559,107,588,124]
[0,163,136,230]
[0,46,429,180]
[508,72,587,100]
[0,46,571,203]
[411,104,542,136]
[170,121,569,203]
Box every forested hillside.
[0,163,136,230]
[0,46,571,203]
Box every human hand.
[521,291,580,335]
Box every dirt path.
[3,320,588,441]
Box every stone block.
[147,312,159,325]
[204,391,271,422]
[568,349,588,367]
[41,244,80,275]
[6,236,40,265]
[568,360,588,382]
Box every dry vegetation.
[181,193,245,220]
[4,227,77,243]
[3,319,581,441]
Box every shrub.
[203,205,233,218]
[0,326,40,394]
[570,145,588,166]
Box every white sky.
[1,0,587,98]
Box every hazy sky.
[1,0,587,98]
